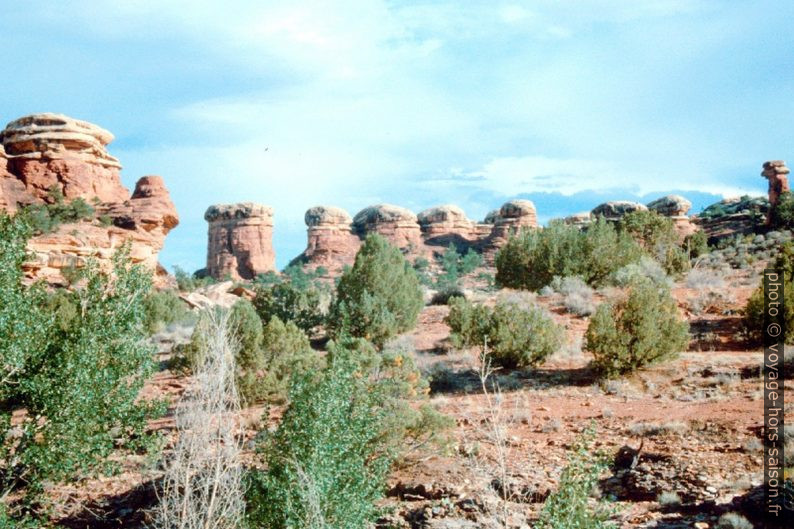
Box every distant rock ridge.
[204,202,275,280]
[0,113,179,286]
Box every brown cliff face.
[0,114,179,286]
[417,205,476,244]
[302,206,360,274]
[591,200,647,221]
[352,204,422,251]
[0,113,129,203]
[205,203,275,280]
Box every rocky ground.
[47,264,786,529]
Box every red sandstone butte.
[204,202,275,280]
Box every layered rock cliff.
[0,113,179,285]
[204,203,275,280]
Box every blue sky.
[3,1,792,270]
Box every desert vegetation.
[1,202,790,529]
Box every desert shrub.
[743,242,794,345]
[155,310,244,529]
[329,234,423,348]
[179,300,321,405]
[586,278,688,377]
[771,190,794,229]
[252,277,330,333]
[496,218,642,291]
[536,426,614,529]
[431,244,482,304]
[716,512,753,529]
[616,210,689,276]
[245,350,393,529]
[173,265,216,292]
[552,276,596,317]
[446,297,563,368]
[142,289,190,334]
[0,214,161,516]
[611,256,671,288]
[17,187,95,234]
[684,230,709,259]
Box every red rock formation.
[646,194,697,239]
[591,200,647,220]
[0,114,179,286]
[205,203,275,280]
[487,199,538,246]
[417,205,475,242]
[762,160,790,224]
[352,204,422,251]
[0,144,36,214]
[1,113,129,203]
[301,205,361,274]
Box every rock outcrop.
[352,204,422,251]
[647,194,697,239]
[25,175,178,284]
[301,205,360,274]
[486,199,538,247]
[0,144,36,213]
[0,113,129,203]
[417,204,476,245]
[0,114,179,286]
[591,201,647,220]
[694,196,768,242]
[762,160,790,224]
[563,211,592,228]
[205,203,275,280]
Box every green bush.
[771,190,794,229]
[684,230,709,259]
[446,296,564,368]
[179,301,321,405]
[743,242,794,345]
[245,350,393,529]
[586,278,688,377]
[328,337,454,453]
[142,289,190,334]
[0,214,161,515]
[330,234,423,348]
[173,265,216,292]
[433,243,483,304]
[496,218,643,291]
[616,210,689,276]
[536,426,614,529]
[17,187,95,234]
[252,274,330,333]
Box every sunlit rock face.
[205,202,275,280]
[0,114,179,287]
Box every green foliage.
[142,289,190,334]
[771,190,794,229]
[0,214,161,514]
[330,234,423,348]
[743,242,794,345]
[252,268,330,333]
[446,296,564,368]
[179,301,321,405]
[17,187,95,234]
[328,337,454,453]
[495,218,643,291]
[684,230,709,259]
[616,210,689,276]
[536,426,615,529]
[433,244,483,303]
[245,351,393,529]
[172,266,216,292]
[586,278,689,377]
